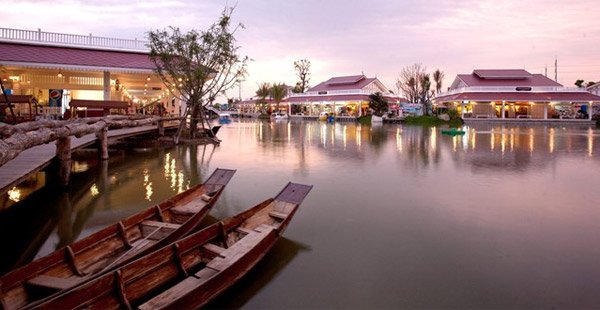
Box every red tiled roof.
[457,73,562,87]
[309,75,377,92]
[473,69,532,79]
[434,92,600,103]
[0,42,154,70]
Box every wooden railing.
[0,27,149,52]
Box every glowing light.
[90,184,100,196]
[7,187,21,202]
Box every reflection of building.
[434,69,600,121]
[0,27,182,120]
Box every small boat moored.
[218,113,232,124]
[441,128,466,135]
[33,182,313,310]
[0,168,236,310]
[270,112,288,120]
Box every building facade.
[238,75,402,118]
[434,69,600,120]
[0,27,182,120]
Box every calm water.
[2,119,600,309]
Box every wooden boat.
[0,168,236,310]
[32,182,313,310]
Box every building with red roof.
[434,69,600,120]
[288,75,401,117]
[0,27,180,120]
[239,75,402,118]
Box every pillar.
[501,101,506,119]
[103,71,111,101]
[461,102,465,118]
[56,137,71,187]
[158,120,165,136]
[96,127,109,160]
[544,104,548,120]
[589,103,593,120]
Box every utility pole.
[545,65,547,77]
[554,56,558,82]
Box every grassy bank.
[404,115,463,127]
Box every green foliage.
[575,79,585,88]
[404,115,444,126]
[358,115,372,125]
[447,108,460,120]
[368,92,389,117]
[270,83,287,103]
[147,6,248,140]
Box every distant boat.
[0,168,236,310]
[271,112,288,120]
[33,182,313,310]
[218,113,232,124]
[441,128,466,135]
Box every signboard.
[49,89,63,107]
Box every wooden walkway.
[0,124,173,196]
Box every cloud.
[4,0,600,98]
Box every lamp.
[57,70,63,78]
[146,75,151,81]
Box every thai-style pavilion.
[239,75,402,118]
[434,69,600,120]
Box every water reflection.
[2,120,600,308]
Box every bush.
[447,108,460,120]
[358,115,372,125]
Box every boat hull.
[0,168,236,310]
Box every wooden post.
[158,119,165,136]
[96,127,109,160]
[56,137,71,187]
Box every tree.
[396,63,427,104]
[270,83,287,113]
[432,69,445,94]
[419,73,433,115]
[575,79,585,88]
[369,92,389,117]
[293,59,311,93]
[255,82,271,113]
[148,6,248,142]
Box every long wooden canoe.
[32,182,313,310]
[0,168,236,310]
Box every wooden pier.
[0,124,176,196]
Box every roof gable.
[473,69,532,79]
[309,75,382,92]
[456,70,562,88]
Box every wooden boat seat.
[170,200,208,216]
[25,275,82,291]
[235,227,254,235]
[268,211,288,220]
[140,220,181,240]
[202,243,226,256]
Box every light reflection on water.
[2,120,600,308]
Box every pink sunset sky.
[5,0,600,100]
